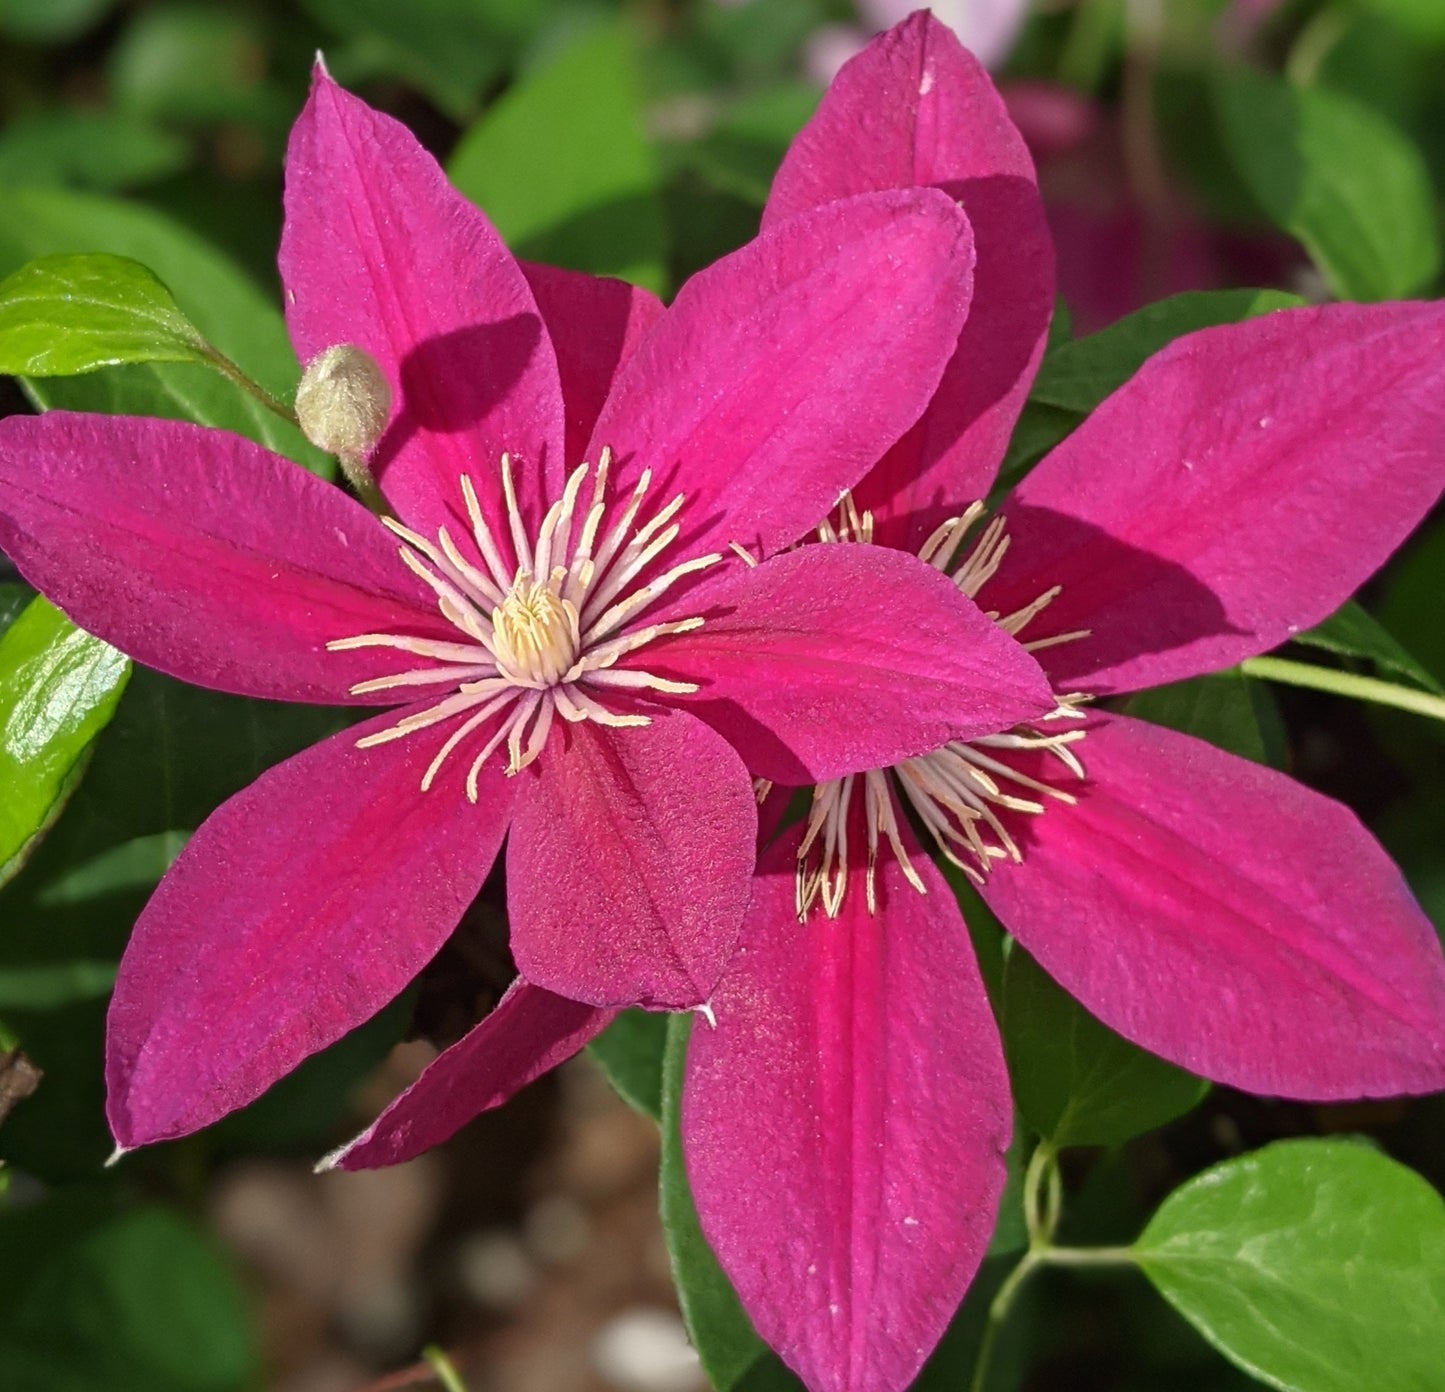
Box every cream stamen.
[795,494,1093,919]
[329,452,714,797]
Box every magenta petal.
[106,711,518,1148]
[985,301,1445,693]
[651,545,1054,784]
[520,261,664,467]
[0,412,444,704]
[980,713,1445,1099]
[281,70,566,538]
[325,980,614,1171]
[767,12,1054,540]
[506,708,756,1009]
[684,824,1011,1392]
[588,189,975,561]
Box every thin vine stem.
[970,1143,1137,1392]
[421,1345,468,1392]
[194,342,299,427]
[1241,656,1445,725]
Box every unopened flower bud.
[295,344,391,461]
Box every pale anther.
[328,449,716,794]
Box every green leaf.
[1355,0,1445,43]
[1213,67,1441,300]
[0,1196,258,1392]
[659,1012,779,1390]
[0,599,130,888]
[0,253,211,377]
[0,111,190,191]
[448,18,667,294]
[32,830,188,907]
[1292,599,1444,695]
[1136,1139,1445,1392]
[1124,669,1285,767]
[0,583,34,637]
[1001,945,1208,1149]
[300,0,533,120]
[0,960,116,1010]
[1030,289,1305,413]
[680,83,820,205]
[589,1008,669,1121]
[0,186,326,472]
[108,4,287,128]
[0,0,116,43]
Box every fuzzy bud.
[294,344,392,461]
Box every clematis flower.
[680,16,1445,1392]
[301,21,1445,1392]
[0,68,1056,1151]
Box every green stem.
[1285,4,1351,86]
[422,1346,468,1392]
[195,343,299,428]
[1038,1244,1138,1268]
[1241,656,1445,725]
[1021,1140,1058,1245]
[973,1143,1139,1392]
[969,1249,1041,1392]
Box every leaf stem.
[1038,1244,1138,1268]
[422,1346,468,1392]
[969,1248,1041,1392]
[1241,656,1445,725]
[972,1144,1138,1392]
[195,342,299,428]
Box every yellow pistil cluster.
[329,449,719,799]
[796,494,1091,920]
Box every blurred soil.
[209,1044,703,1392]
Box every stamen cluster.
[329,449,719,798]
[796,496,1091,919]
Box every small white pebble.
[593,1308,707,1392]
[523,1194,590,1265]
[454,1230,537,1311]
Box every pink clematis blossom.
[682,16,1445,1392]
[306,19,1445,1392]
[0,68,1055,1151]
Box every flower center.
[492,576,579,686]
[794,495,1091,920]
[328,448,718,799]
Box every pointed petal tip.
[104,1144,130,1169]
[311,50,332,83]
[314,1140,349,1174]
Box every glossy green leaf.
[0,253,210,376]
[1293,600,1443,695]
[589,1008,669,1121]
[0,1196,258,1392]
[1125,669,1285,767]
[448,18,667,294]
[0,111,190,190]
[1214,67,1441,300]
[0,186,326,472]
[1137,1139,1445,1392]
[1030,289,1305,414]
[0,599,130,888]
[1001,945,1208,1149]
[659,1012,775,1390]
